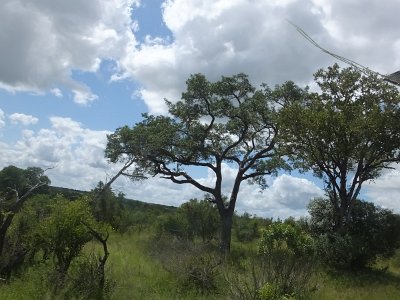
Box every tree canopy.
[105,73,285,253]
[279,64,400,229]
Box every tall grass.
[105,230,220,300]
[1,231,399,299]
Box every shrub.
[148,237,221,294]
[155,212,190,240]
[308,198,400,270]
[180,198,220,242]
[234,212,264,243]
[64,254,115,300]
[155,198,220,242]
[225,222,317,299]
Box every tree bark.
[219,209,234,256]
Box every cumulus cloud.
[72,89,99,105]
[2,114,399,218]
[1,0,398,108]
[111,0,400,113]
[1,0,399,217]
[0,109,5,129]
[0,116,113,191]
[50,88,63,98]
[0,119,323,218]
[110,163,323,218]
[9,113,39,126]
[365,167,400,212]
[0,0,139,104]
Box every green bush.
[226,222,317,299]
[155,212,190,240]
[148,237,221,294]
[308,198,400,270]
[234,212,267,243]
[155,198,220,242]
[64,254,115,300]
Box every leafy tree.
[279,64,400,230]
[106,74,285,253]
[90,181,123,231]
[0,166,50,255]
[36,197,94,278]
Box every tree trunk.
[219,209,234,256]
[0,215,14,256]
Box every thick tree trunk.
[219,209,234,256]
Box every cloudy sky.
[1,0,399,218]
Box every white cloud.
[72,89,99,105]
[365,166,400,212]
[0,109,5,129]
[110,163,323,218]
[110,0,400,113]
[0,118,323,218]
[0,0,139,103]
[50,88,63,98]
[0,116,113,191]
[9,113,39,126]
[1,0,398,109]
[2,115,400,218]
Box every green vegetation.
[1,64,400,299]
[105,73,286,254]
[278,63,400,230]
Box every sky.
[0,0,399,218]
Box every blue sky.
[0,0,399,218]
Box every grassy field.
[1,230,400,299]
[107,231,400,300]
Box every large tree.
[279,64,400,230]
[105,74,285,253]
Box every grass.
[1,231,400,299]
[311,250,400,300]
[104,230,221,300]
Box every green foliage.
[64,254,115,300]
[105,73,285,253]
[90,181,124,231]
[0,165,50,201]
[225,223,317,300]
[155,198,220,242]
[1,229,400,299]
[155,212,190,240]
[180,198,220,242]
[0,165,50,277]
[234,213,272,243]
[308,198,400,270]
[38,198,93,265]
[258,222,314,257]
[256,222,316,298]
[278,64,400,228]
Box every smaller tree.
[36,197,95,281]
[279,64,400,230]
[0,166,50,255]
[90,181,123,231]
